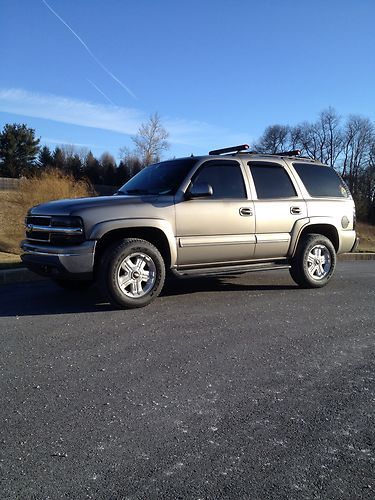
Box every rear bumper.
[350,236,360,253]
[20,240,96,279]
[338,230,357,254]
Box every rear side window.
[293,163,349,198]
[248,162,297,199]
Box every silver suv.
[21,145,357,308]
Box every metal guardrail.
[0,178,20,191]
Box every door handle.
[290,206,302,215]
[239,207,253,216]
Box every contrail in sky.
[87,79,116,106]
[41,0,137,100]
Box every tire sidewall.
[102,239,165,308]
[299,234,336,288]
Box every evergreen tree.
[116,160,131,185]
[66,154,83,178]
[53,147,66,170]
[38,145,54,169]
[82,151,101,184]
[99,152,117,185]
[0,123,40,177]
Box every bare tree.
[341,115,374,197]
[131,113,169,166]
[253,124,291,153]
[61,144,89,164]
[295,108,343,165]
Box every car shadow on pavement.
[0,281,116,317]
[0,274,298,317]
[161,275,297,297]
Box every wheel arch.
[93,225,174,274]
[290,221,340,257]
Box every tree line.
[0,107,374,220]
[0,113,170,187]
[253,107,375,220]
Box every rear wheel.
[99,238,165,309]
[290,233,336,288]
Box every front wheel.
[99,238,165,309]
[289,234,337,288]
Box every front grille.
[25,216,52,242]
[24,215,84,245]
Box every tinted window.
[193,161,246,199]
[294,163,350,198]
[118,158,197,195]
[249,162,297,199]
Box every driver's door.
[175,160,255,267]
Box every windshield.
[118,158,197,196]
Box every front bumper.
[20,240,96,279]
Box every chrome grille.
[25,216,52,242]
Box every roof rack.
[209,144,249,155]
[273,150,301,157]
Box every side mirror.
[186,182,213,199]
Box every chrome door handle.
[290,206,302,215]
[239,207,253,216]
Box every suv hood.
[29,194,157,216]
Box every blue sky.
[1,0,374,161]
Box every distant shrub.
[0,169,95,254]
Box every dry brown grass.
[357,221,375,252]
[0,170,94,254]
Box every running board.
[171,261,291,278]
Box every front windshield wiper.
[122,188,150,195]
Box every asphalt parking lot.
[0,261,374,499]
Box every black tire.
[289,233,337,288]
[99,238,165,309]
[53,278,93,290]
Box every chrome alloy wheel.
[117,252,157,298]
[307,244,332,280]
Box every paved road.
[0,262,374,499]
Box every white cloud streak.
[0,88,142,134]
[41,0,137,100]
[87,79,116,106]
[42,137,96,149]
[0,87,250,148]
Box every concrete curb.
[338,252,375,261]
[1,253,374,285]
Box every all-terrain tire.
[98,238,165,309]
[289,233,337,288]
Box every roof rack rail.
[209,144,249,155]
[273,150,301,157]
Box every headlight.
[50,216,84,244]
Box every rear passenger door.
[247,160,307,259]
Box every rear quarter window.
[293,162,349,198]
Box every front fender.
[88,218,178,266]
